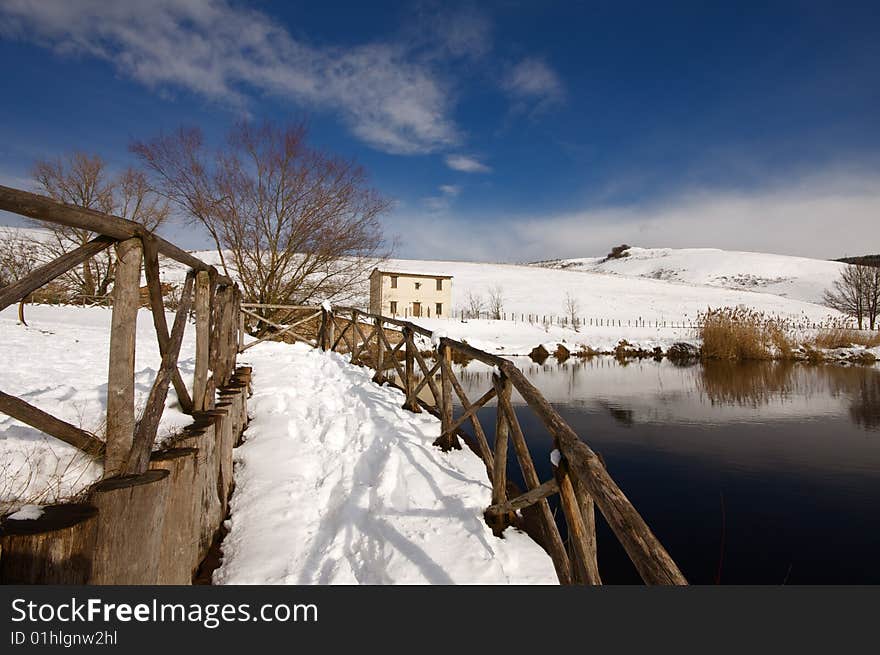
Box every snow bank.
[215,341,556,584]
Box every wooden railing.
[240,303,687,585]
[0,185,241,478]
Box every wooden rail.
[239,303,687,585]
[0,185,240,478]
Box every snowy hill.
[1,225,844,327]
[530,247,845,305]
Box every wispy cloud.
[502,57,565,112]
[387,171,880,262]
[445,154,491,173]
[422,183,462,212]
[0,0,461,155]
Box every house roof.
[371,268,453,279]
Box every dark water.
[449,357,880,584]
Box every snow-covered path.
[214,341,557,585]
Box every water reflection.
[446,356,880,583]
[451,357,880,432]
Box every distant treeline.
[836,255,880,267]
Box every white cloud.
[445,154,491,173]
[502,57,565,108]
[422,184,461,212]
[0,0,459,154]
[386,171,880,262]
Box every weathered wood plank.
[554,459,601,585]
[401,327,421,413]
[0,390,104,457]
[571,466,601,584]
[104,238,141,478]
[498,393,573,585]
[142,237,193,414]
[0,185,230,284]
[442,357,493,472]
[193,271,211,412]
[126,271,195,474]
[485,478,559,516]
[372,317,385,383]
[489,373,511,537]
[0,235,114,311]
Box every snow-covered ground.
[532,246,847,305]
[0,304,195,510]
[215,341,556,584]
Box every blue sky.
[0,1,878,261]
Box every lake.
[448,357,880,584]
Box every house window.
[390,301,397,315]
[436,303,443,316]
[414,281,421,290]
[436,278,443,291]
[390,276,397,289]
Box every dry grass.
[697,307,794,361]
[810,328,880,349]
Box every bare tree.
[864,265,880,330]
[464,291,484,319]
[564,291,580,329]
[824,264,871,329]
[131,122,390,312]
[487,285,504,320]
[29,152,170,298]
[0,228,39,287]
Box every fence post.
[489,371,512,537]
[238,307,245,352]
[437,341,455,450]
[104,237,141,478]
[193,270,211,412]
[372,317,385,384]
[402,326,421,413]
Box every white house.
[369,268,453,318]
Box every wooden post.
[372,317,385,383]
[554,458,601,585]
[319,308,328,350]
[193,270,211,412]
[326,310,335,352]
[437,341,456,450]
[238,308,246,353]
[149,448,199,584]
[88,469,170,584]
[0,504,98,584]
[104,237,141,478]
[402,327,421,413]
[489,372,511,537]
[571,469,601,584]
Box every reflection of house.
[369,268,453,318]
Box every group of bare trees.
[1,122,391,311]
[824,263,880,330]
[461,286,505,319]
[2,153,171,301]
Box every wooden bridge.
[0,184,686,585]
[242,303,687,585]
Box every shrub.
[697,307,794,361]
[604,244,631,261]
[811,328,880,349]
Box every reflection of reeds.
[697,359,880,428]
[697,359,798,407]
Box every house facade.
[369,268,453,318]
